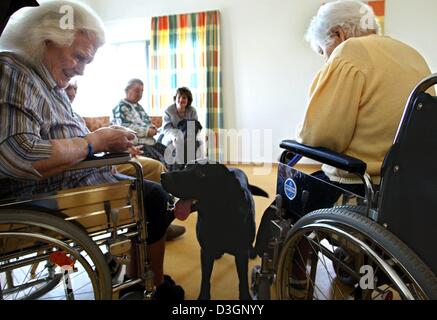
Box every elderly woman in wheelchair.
[252,0,437,300]
[0,1,183,300]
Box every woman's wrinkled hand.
[147,126,158,137]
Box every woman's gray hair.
[125,78,144,93]
[305,0,380,53]
[0,0,105,66]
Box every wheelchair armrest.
[280,140,367,175]
[69,152,132,170]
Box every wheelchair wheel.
[0,209,112,300]
[2,264,63,300]
[331,205,366,286]
[332,247,357,286]
[275,207,437,300]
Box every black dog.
[161,163,268,300]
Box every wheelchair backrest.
[379,74,437,274]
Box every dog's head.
[177,119,202,137]
[161,163,238,201]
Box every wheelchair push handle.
[393,73,437,144]
[279,140,367,175]
[409,73,437,96]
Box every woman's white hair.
[0,0,105,66]
[305,0,380,53]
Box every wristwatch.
[79,136,94,159]
[86,142,94,159]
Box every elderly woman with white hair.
[297,0,432,190]
[0,0,183,299]
[255,0,432,297]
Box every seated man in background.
[112,79,168,167]
[0,0,184,297]
[65,81,185,241]
[255,0,433,296]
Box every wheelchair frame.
[0,153,154,300]
[252,74,437,300]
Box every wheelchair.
[0,153,154,300]
[252,74,437,300]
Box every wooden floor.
[164,163,318,300]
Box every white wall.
[385,0,437,72]
[83,0,437,163]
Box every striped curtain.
[150,11,223,161]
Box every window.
[73,40,150,118]
[72,17,151,117]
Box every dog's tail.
[249,185,269,198]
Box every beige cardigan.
[298,35,433,184]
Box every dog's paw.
[197,293,211,300]
[239,289,253,300]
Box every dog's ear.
[248,185,269,198]
[195,120,203,131]
[177,119,187,130]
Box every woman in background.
[161,87,199,146]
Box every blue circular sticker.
[284,178,297,200]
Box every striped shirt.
[0,52,117,199]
